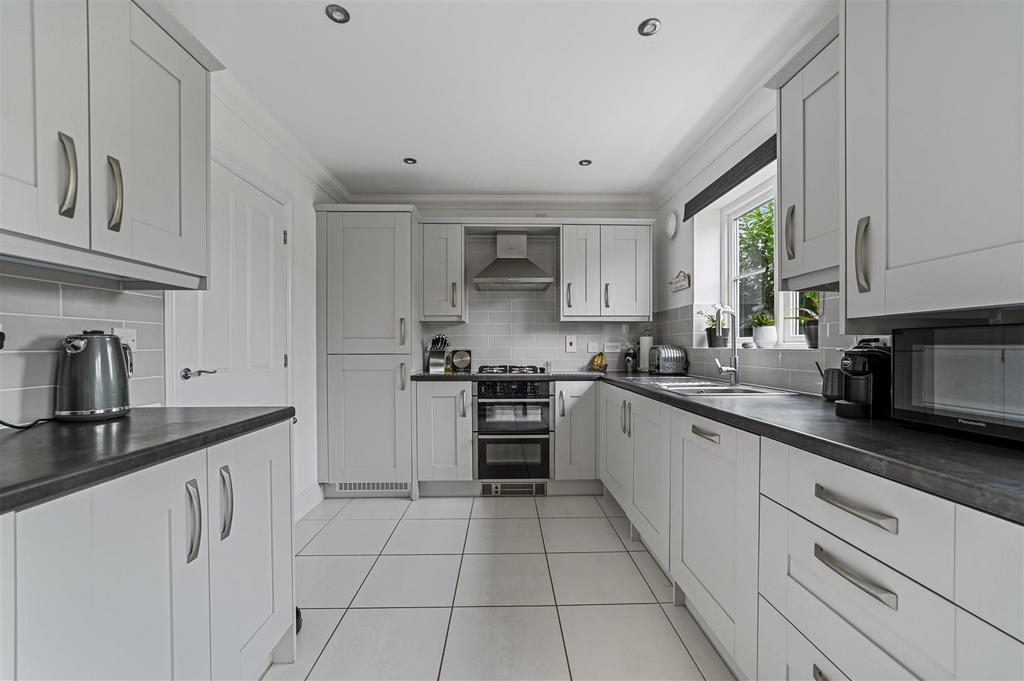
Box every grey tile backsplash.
[0,263,165,424]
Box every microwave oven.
[892,324,1024,442]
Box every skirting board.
[418,479,603,497]
[294,483,324,521]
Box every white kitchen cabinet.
[600,225,651,318]
[554,381,598,480]
[416,381,473,481]
[954,505,1024,642]
[627,394,671,566]
[422,223,465,320]
[1,514,13,681]
[777,37,842,291]
[327,354,412,485]
[325,211,413,354]
[757,596,850,681]
[88,0,209,275]
[14,450,212,680]
[844,0,1024,320]
[0,0,91,250]
[560,225,601,317]
[671,411,759,679]
[599,384,632,506]
[207,422,293,680]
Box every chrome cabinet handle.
[814,484,898,534]
[812,664,828,681]
[604,283,611,308]
[400,363,407,390]
[459,389,467,417]
[559,390,566,417]
[58,132,78,218]
[180,367,217,380]
[620,400,626,434]
[106,155,124,232]
[626,402,632,437]
[855,216,870,293]
[185,479,202,564]
[566,282,573,308]
[399,317,406,346]
[814,543,898,610]
[784,204,796,260]
[451,282,458,308]
[690,424,721,445]
[219,465,234,540]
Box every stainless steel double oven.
[473,378,553,480]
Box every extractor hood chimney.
[473,233,554,292]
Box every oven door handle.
[475,397,551,403]
[476,434,552,440]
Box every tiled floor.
[274,495,735,681]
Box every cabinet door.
[208,422,293,680]
[326,212,412,354]
[1,0,90,248]
[599,225,650,317]
[600,386,632,505]
[15,451,211,680]
[778,38,841,287]
[561,225,601,317]
[422,223,464,318]
[328,354,412,483]
[416,381,473,481]
[88,1,208,275]
[627,395,670,565]
[554,381,597,480]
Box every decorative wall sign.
[670,270,691,292]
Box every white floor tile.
[405,497,474,519]
[263,609,343,681]
[300,518,399,555]
[295,555,375,608]
[383,518,468,554]
[541,517,625,552]
[455,554,554,606]
[441,607,570,680]
[293,520,327,555]
[471,497,538,518]
[596,493,627,518]
[464,518,545,554]
[301,498,350,521]
[548,552,655,605]
[352,554,461,607]
[560,604,703,680]
[632,551,674,603]
[336,497,410,519]
[609,515,647,551]
[662,604,736,681]
[536,496,605,518]
[309,608,450,681]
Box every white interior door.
[168,163,289,406]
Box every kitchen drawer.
[784,445,955,597]
[682,412,739,453]
[955,607,1024,680]
[955,505,1024,642]
[757,596,849,681]
[759,496,955,680]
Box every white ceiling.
[164,0,836,198]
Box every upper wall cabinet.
[560,223,651,321]
[774,27,842,292]
[422,223,465,321]
[844,0,1024,320]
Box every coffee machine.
[835,339,892,419]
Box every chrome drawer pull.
[814,484,898,534]
[58,132,78,218]
[185,479,202,563]
[451,282,458,308]
[626,402,632,437]
[784,204,796,260]
[106,155,124,232]
[604,283,611,308]
[814,543,898,610]
[620,400,626,434]
[855,216,870,293]
[559,389,566,417]
[566,282,573,308]
[690,424,720,445]
[459,389,467,417]
[219,465,234,540]
[812,664,828,681]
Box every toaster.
[649,345,689,375]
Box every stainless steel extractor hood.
[473,233,554,291]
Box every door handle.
[626,402,632,437]
[566,282,573,308]
[559,390,566,417]
[459,389,467,417]
[814,543,898,610]
[451,282,458,308]
[690,424,721,445]
[180,367,217,380]
[185,479,202,564]
[814,484,898,534]
[620,400,626,434]
[604,283,611,308]
[400,363,407,390]
[58,132,78,218]
[784,204,796,260]
[399,317,407,346]
[855,216,870,293]
[106,155,124,232]
[219,465,234,540]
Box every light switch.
[565,335,577,353]
[604,342,622,353]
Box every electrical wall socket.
[604,342,622,353]
[587,342,601,353]
[565,335,577,353]
[112,327,137,351]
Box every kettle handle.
[122,343,134,378]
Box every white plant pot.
[752,326,778,349]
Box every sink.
[629,376,793,397]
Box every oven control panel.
[476,381,550,398]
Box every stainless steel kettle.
[55,330,134,421]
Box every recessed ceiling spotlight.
[403,157,418,165]
[638,17,661,37]
[578,159,593,166]
[325,4,350,24]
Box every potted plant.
[700,311,728,348]
[786,292,821,349]
[750,312,777,348]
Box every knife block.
[425,350,446,374]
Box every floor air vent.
[335,482,410,493]
[481,482,546,496]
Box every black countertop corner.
[0,406,295,514]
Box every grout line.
[436,496,475,681]
[537,496,573,681]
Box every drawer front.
[955,607,1024,680]
[682,412,739,453]
[786,446,955,596]
[758,597,850,681]
[954,505,1024,642]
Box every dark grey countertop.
[602,374,1024,525]
[0,406,295,514]
[412,371,604,382]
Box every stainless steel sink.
[630,376,793,397]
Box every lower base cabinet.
[758,596,850,681]
[626,394,670,567]
[416,381,473,481]
[554,381,598,480]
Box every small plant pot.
[704,328,726,348]
[752,326,778,349]
[804,320,820,349]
